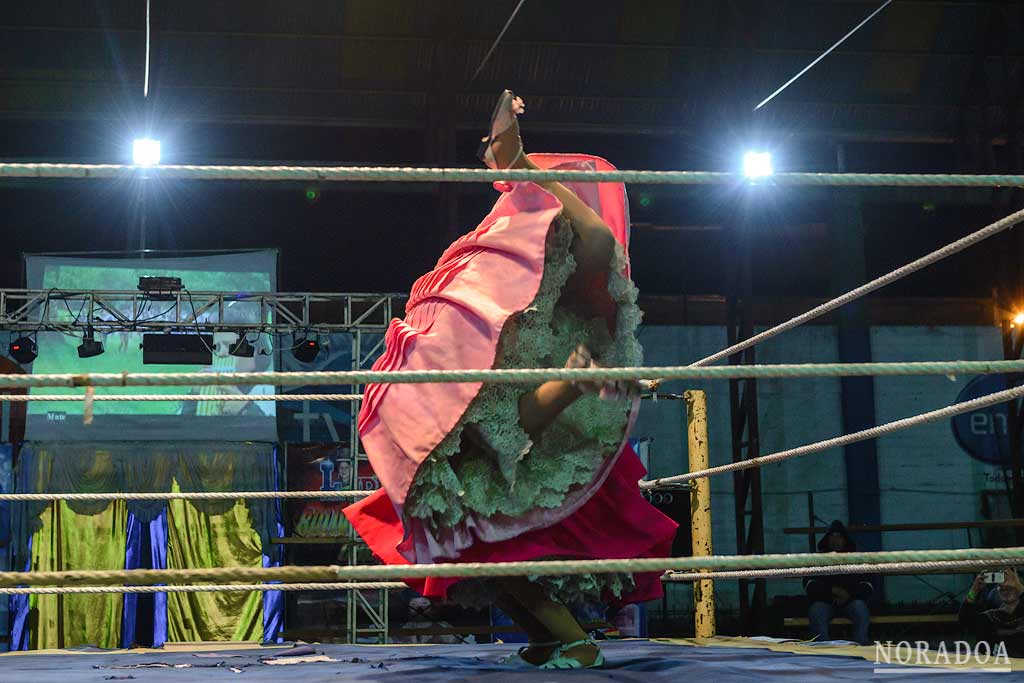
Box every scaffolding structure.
[343,323,393,643]
[0,288,401,334]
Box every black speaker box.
[142,334,214,365]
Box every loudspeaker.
[142,334,213,365]
[643,487,693,557]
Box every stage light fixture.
[743,151,773,179]
[1014,312,1024,326]
[292,336,321,363]
[229,333,256,358]
[9,336,37,364]
[77,327,105,359]
[133,138,161,166]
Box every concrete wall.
[872,326,1003,605]
[635,324,1004,617]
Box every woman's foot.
[539,639,605,669]
[512,642,561,666]
[479,90,528,170]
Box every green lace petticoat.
[405,214,644,608]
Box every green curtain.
[15,443,278,551]
[16,444,275,647]
[28,499,128,649]
[165,480,264,642]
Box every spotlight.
[229,334,255,358]
[1014,312,1024,326]
[292,336,320,363]
[77,327,104,359]
[743,151,773,179]
[9,336,37,364]
[133,138,161,166]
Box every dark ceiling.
[1,1,1022,304]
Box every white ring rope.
[0,393,364,402]
[4,371,1021,495]
[7,547,1024,587]
[2,360,1024,390]
[661,558,1021,582]
[644,382,1024,488]
[0,490,372,502]
[0,582,406,595]
[2,164,1024,186]
[0,560,1013,593]
[0,392,677,403]
[0,585,407,593]
[10,381,1019,500]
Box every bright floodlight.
[1014,312,1024,326]
[743,151,773,179]
[133,138,161,166]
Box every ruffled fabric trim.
[405,216,642,533]
[401,214,644,606]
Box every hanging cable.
[753,0,893,111]
[143,0,151,97]
[470,0,527,83]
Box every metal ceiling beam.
[0,25,1020,61]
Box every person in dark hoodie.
[804,520,874,645]
[959,568,1024,657]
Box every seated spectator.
[804,520,874,645]
[395,597,462,645]
[960,568,1024,657]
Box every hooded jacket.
[803,521,875,605]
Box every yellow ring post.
[686,390,716,637]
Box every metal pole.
[686,390,715,638]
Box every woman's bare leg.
[489,121,616,286]
[493,128,634,438]
[484,108,613,668]
[499,578,601,666]
[494,593,560,664]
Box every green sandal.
[538,638,606,669]
[499,641,560,666]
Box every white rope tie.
[83,386,95,425]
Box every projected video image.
[24,251,279,442]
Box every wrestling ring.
[2,163,1024,680]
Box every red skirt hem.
[344,443,678,605]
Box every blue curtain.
[121,511,170,647]
[0,442,11,648]
[262,448,285,643]
[9,536,30,651]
